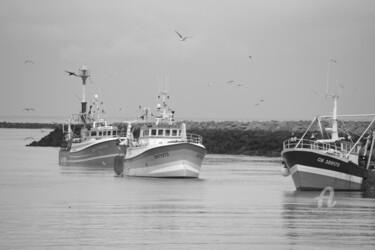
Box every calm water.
[0,128,374,249]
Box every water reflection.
[282,190,375,249]
[60,165,114,174]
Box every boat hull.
[124,143,206,178]
[59,138,125,166]
[282,149,367,191]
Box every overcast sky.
[0,0,374,121]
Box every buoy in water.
[281,165,290,177]
[114,156,124,176]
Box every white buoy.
[281,166,290,177]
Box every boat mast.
[78,64,90,126]
[366,131,375,169]
[155,76,174,126]
[330,95,339,141]
[325,58,340,141]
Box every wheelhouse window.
[99,131,102,136]
[165,129,170,136]
[158,129,164,136]
[91,131,97,136]
[151,129,157,136]
[172,129,178,136]
[113,130,117,136]
[142,129,149,137]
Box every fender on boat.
[114,155,124,176]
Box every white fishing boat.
[114,89,207,178]
[58,65,126,166]
[281,95,375,191]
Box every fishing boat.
[58,65,126,166]
[281,95,375,191]
[114,89,207,178]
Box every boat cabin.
[67,119,121,143]
[128,123,188,147]
[140,126,181,138]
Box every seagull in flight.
[310,89,319,95]
[236,83,250,88]
[65,70,78,77]
[24,60,35,64]
[226,80,235,84]
[24,137,35,140]
[88,77,94,84]
[22,108,35,111]
[175,30,192,41]
[254,99,265,107]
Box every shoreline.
[4,120,371,158]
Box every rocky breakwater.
[4,120,370,157]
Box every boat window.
[99,131,102,136]
[158,129,163,136]
[172,130,177,136]
[107,131,111,136]
[151,129,157,136]
[91,131,97,136]
[143,129,149,136]
[165,129,170,136]
[113,131,117,136]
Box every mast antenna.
[326,58,337,99]
[78,64,90,125]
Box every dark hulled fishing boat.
[281,96,375,191]
[58,65,126,166]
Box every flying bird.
[310,89,319,95]
[236,83,250,88]
[65,70,78,77]
[175,30,192,41]
[254,99,265,107]
[24,60,35,64]
[330,58,338,63]
[22,108,35,111]
[226,80,235,84]
[24,137,35,140]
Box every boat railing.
[186,133,203,144]
[130,133,203,147]
[283,139,342,154]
